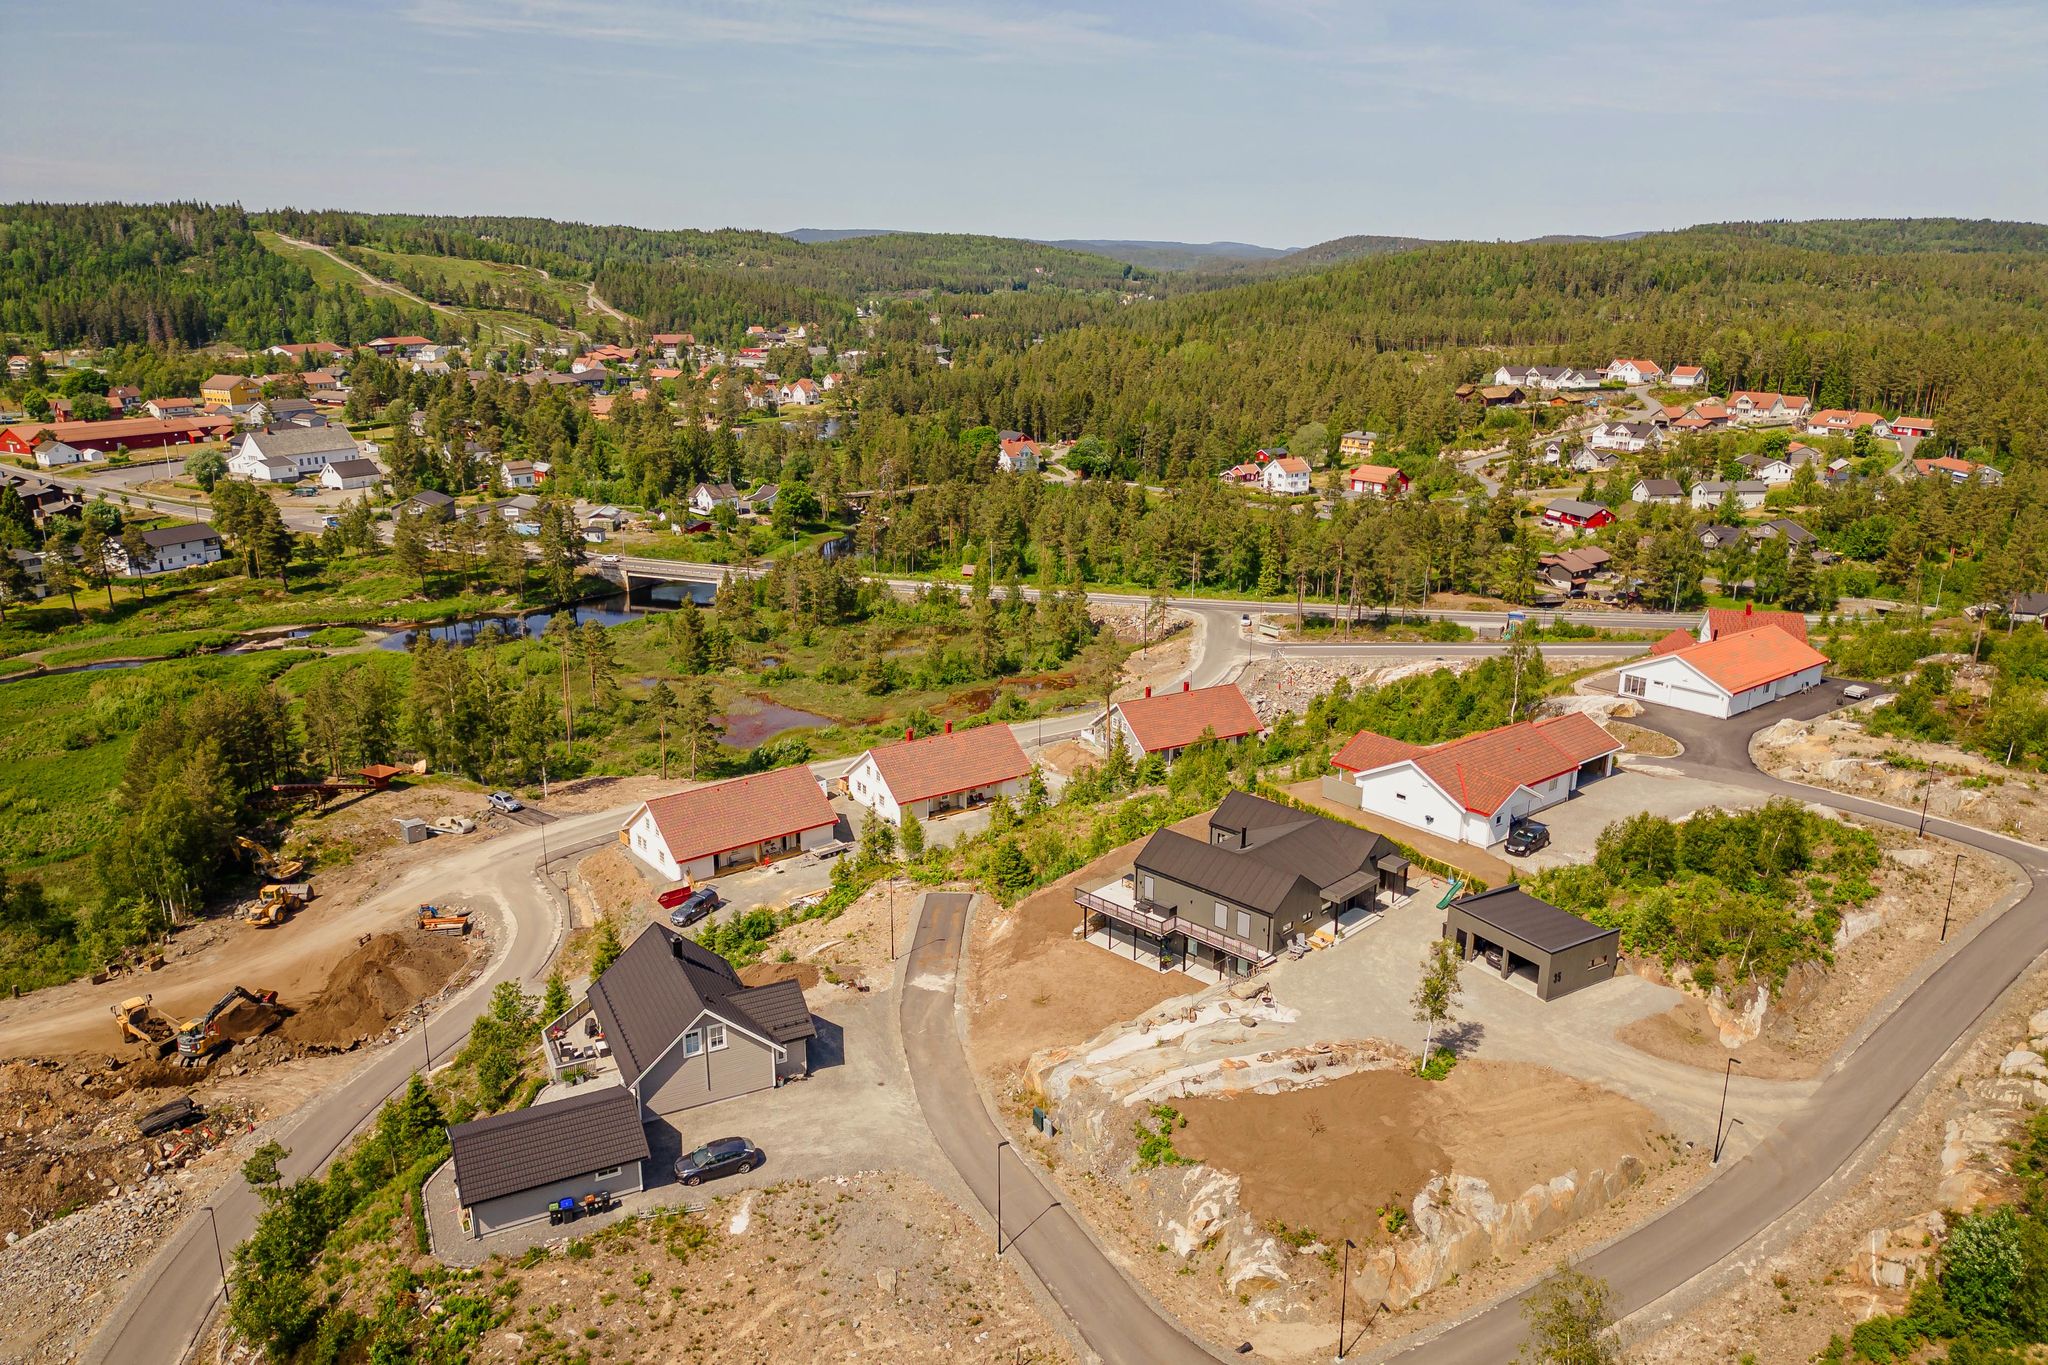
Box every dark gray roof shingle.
[1451,884,1613,953]
[448,1085,648,1207]
[587,927,813,1084]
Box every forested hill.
[1691,218,2048,256]
[0,202,439,349]
[874,229,2048,471]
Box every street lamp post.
[1941,850,1961,942]
[201,1203,228,1302]
[888,879,897,961]
[1713,1057,1742,1163]
[1334,1237,1358,1361]
[1918,775,1933,838]
[994,1139,1010,1256]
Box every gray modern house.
[551,926,816,1119]
[447,1085,649,1236]
[1442,884,1619,1002]
[1077,792,1409,978]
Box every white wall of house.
[321,466,380,490]
[1617,654,1820,719]
[1350,762,1467,841]
[622,806,832,884]
[114,535,223,576]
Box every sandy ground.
[453,1173,1073,1364]
[1175,1059,1659,1250]
[1615,830,2015,1080]
[740,875,921,988]
[965,819,1212,1089]
[1633,955,2048,1363]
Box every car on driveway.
[1504,819,1550,857]
[487,791,523,814]
[664,886,720,927]
[675,1136,762,1186]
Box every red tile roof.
[1671,365,1704,377]
[1704,605,1809,645]
[1270,457,1310,475]
[1656,625,1828,695]
[863,724,1030,803]
[635,766,835,867]
[1332,715,1622,816]
[370,335,433,347]
[1346,464,1402,484]
[1114,685,1262,754]
[1650,628,1699,657]
[1915,456,1981,477]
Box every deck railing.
[1074,887,1272,966]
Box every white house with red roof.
[1260,456,1312,495]
[997,437,1041,474]
[1668,364,1707,390]
[1616,624,1827,719]
[1092,682,1264,764]
[621,766,839,884]
[778,378,821,407]
[1890,416,1936,440]
[1603,359,1663,385]
[845,723,1030,825]
[1327,713,1622,848]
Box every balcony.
[1074,880,1272,969]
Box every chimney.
[905,727,914,742]
[1182,680,1190,692]
[1144,685,1152,698]
[1744,602,1753,616]
[945,721,953,734]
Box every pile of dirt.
[1173,1059,1659,1250]
[576,844,654,920]
[210,995,286,1045]
[738,961,822,991]
[281,931,473,1049]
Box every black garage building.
[1443,884,1619,1002]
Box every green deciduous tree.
[1411,935,1464,1064]
[1517,1262,1621,1364]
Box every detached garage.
[1615,623,1827,719]
[1444,885,1619,1002]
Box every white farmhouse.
[1260,456,1312,495]
[1326,714,1621,849]
[320,457,383,491]
[620,766,838,885]
[229,426,358,481]
[108,523,224,575]
[1615,624,1827,719]
[844,723,1030,825]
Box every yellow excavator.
[234,835,305,883]
[111,994,180,1058]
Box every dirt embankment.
[965,819,1212,1088]
[1175,1060,1659,1251]
[281,929,478,1051]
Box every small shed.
[1443,884,1618,1002]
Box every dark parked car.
[1504,819,1550,857]
[675,1137,762,1186]
[666,886,720,927]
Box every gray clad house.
[448,1085,649,1236]
[1078,792,1407,978]
[1442,884,1619,1002]
[572,926,814,1118]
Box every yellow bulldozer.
[111,994,180,1058]
[234,835,305,883]
[248,881,312,928]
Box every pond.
[716,697,834,748]
[371,584,712,651]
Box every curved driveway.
[1380,688,2048,1361]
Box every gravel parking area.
[1515,764,1772,873]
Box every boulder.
[1998,1050,2048,1081]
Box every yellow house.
[200,373,259,407]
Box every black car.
[675,1137,762,1186]
[667,886,720,928]
[1504,819,1550,857]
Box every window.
[1213,902,1229,929]
[1589,953,1612,969]
[1395,792,1407,801]
[1236,910,1252,939]
[594,1165,622,1181]
[1141,875,1155,900]
[1623,674,1647,697]
[683,1029,703,1058]
[705,1022,728,1052]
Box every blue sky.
[5,0,2045,244]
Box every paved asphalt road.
[1377,685,2048,1362]
[901,891,1229,1365]
[83,810,622,1365]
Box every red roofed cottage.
[1615,624,1827,719]
[621,765,838,884]
[1094,682,1264,764]
[1326,714,1621,848]
[845,723,1031,825]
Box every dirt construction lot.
[1175,1059,1660,1250]
[965,818,1211,1088]
[462,1174,1073,1364]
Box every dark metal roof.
[1138,829,1302,915]
[1450,884,1614,954]
[1139,794,1392,915]
[448,1085,648,1207]
[586,926,810,1083]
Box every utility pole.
[994,1138,1010,1256]
[1941,851,1961,942]
[1713,1057,1742,1163]
[1918,774,1934,838]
